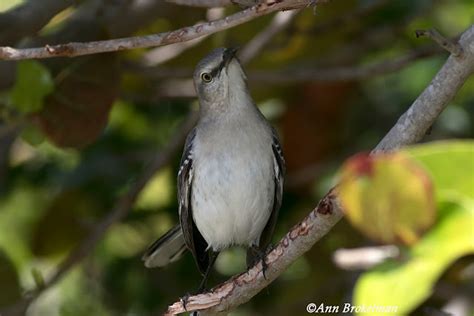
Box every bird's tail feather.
[142,224,187,268]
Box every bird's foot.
[261,255,269,280]
[197,273,211,294]
[248,244,273,280]
[180,284,212,311]
[261,244,275,279]
[181,292,204,316]
[180,293,192,311]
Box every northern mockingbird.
[142,47,285,291]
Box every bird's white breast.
[191,117,275,251]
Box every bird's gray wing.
[178,128,209,275]
[142,224,187,268]
[258,128,286,249]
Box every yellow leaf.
[338,152,435,245]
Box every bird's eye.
[201,72,212,83]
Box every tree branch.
[140,8,226,66]
[132,44,441,99]
[415,28,463,57]
[166,191,343,316]
[375,25,474,152]
[131,44,440,80]
[239,9,301,64]
[250,45,441,83]
[164,24,474,316]
[0,0,324,61]
[0,0,175,90]
[165,0,232,7]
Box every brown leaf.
[33,53,119,148]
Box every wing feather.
[258,128,286,249]
[178,129,209,275]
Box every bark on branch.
[164,24,474,315]
[0,0,323,61]
[165,0,232,7]
[376,25,474,152]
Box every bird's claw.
[180,293,192,311]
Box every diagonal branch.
[375,25,474,151]
[166,191,343,316]
[238,9,301,64]
[0,0,325,61]
[164,24,474,316]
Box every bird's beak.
[223,47,238,66]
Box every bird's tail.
[142,224,187,268]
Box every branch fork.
[415,28,464,57]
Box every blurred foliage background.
[0,0,473,315]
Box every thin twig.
[132,45,440,81]
[164,24,474,315]
[132,44,440,100]
[250,45,441,83]
[307,0,390,35]
[239,9,301,64]
[0,0,324,61]
[415,29,464,57]
[377,25,474,151]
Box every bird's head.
[193,47,248,111]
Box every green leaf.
[353,201,474,315]
[353,140,474,315]
[9,60,54,114]
[338,152,435,244]
[31,267,45,290]
[406,140,474,201]
[20,123,45,146]
[135,168,173,210]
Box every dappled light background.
[0,0,473,315]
